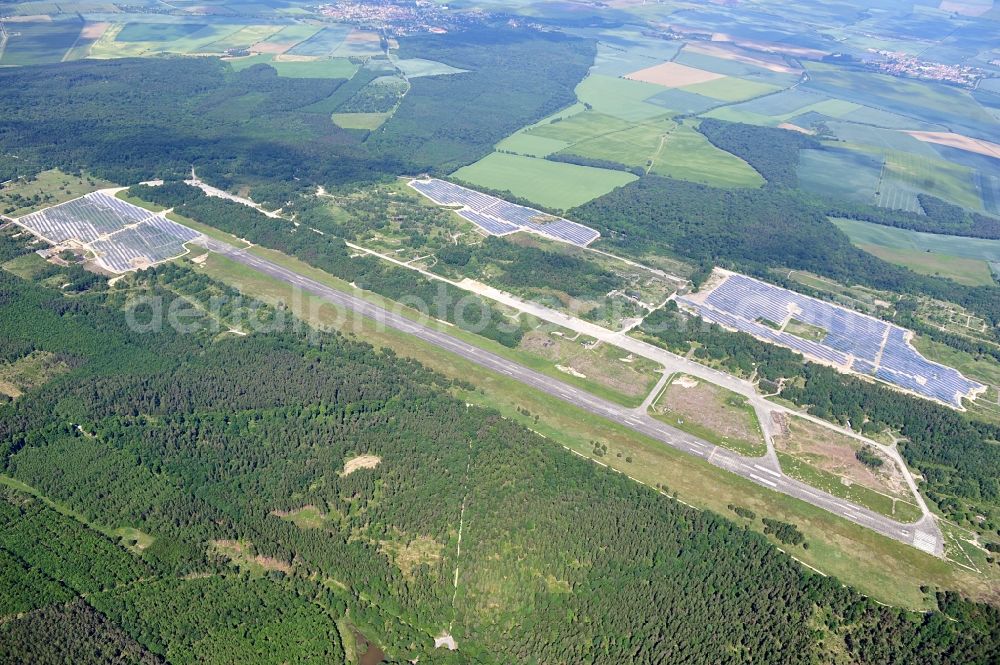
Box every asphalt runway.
[199,238,943,556]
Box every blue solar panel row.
[680,273,985,407]
[408,178,600,247]
[456,210,518,236]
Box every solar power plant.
[14,192,202,274]
[678,273,984,407]
[15,191,152,244]
[408,178,601,246]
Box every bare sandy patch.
[904,131,1000,159]
[778,122,815,135]
[341,454,381,476]
[685,42,800,74]
[80,22,110,40]
[556,364,586,378]
[624,61,726,88]
[274,53,320,62]
[671,375,699,388]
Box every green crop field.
[833,217,1000,287]
[803,61,997,138]
[115,22,205,43]
[450,152,637,210]
[858,243,994,286]
[798,147,881,203]
[201,25,284,52]
[650,123,764,188]
[680,77,783,103]
[527,111,634,143]
[561,119,671,168]
[0,19,82,65]
[575,74,666,121]
[881,150,983,211]
[495,132,570,157]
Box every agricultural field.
[797,147,882,203]
[450,152,636,210]
[772,414,923,523]
[833,218,1000,286]
[0,18,86,65]
[879,150,983,212]
[649,374,767,457]
[802,61,997,140]
[286,25,350,56]
[649,122,764,188]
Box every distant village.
[316,0,490,35]
[865,49,986,88]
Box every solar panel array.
[679,273,984,407]
[408,178,601,247]
[15,192,201,274]
[16,191,152,244]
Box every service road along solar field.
[408,177,601,246]
[678,271,984,408]
[197,236,942,555]
[14,192,201,273]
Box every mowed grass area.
[450,152,636,210]
[650,374,767,457]
[834,217,1000,286]
[1,169,115,216]
[773,415,922,522]
[227,53,358,79]
[190,250,995,608]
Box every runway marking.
[749,473,777,488]
[913,531,938,554]
[753,464,780,478]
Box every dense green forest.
[2,262,998,662]
[0,27,593,193]
[372,28,594,172]
[640,303,1000,532]
[129,182,525,347]
[697,119,820,187]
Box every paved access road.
[198,238,942,556]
